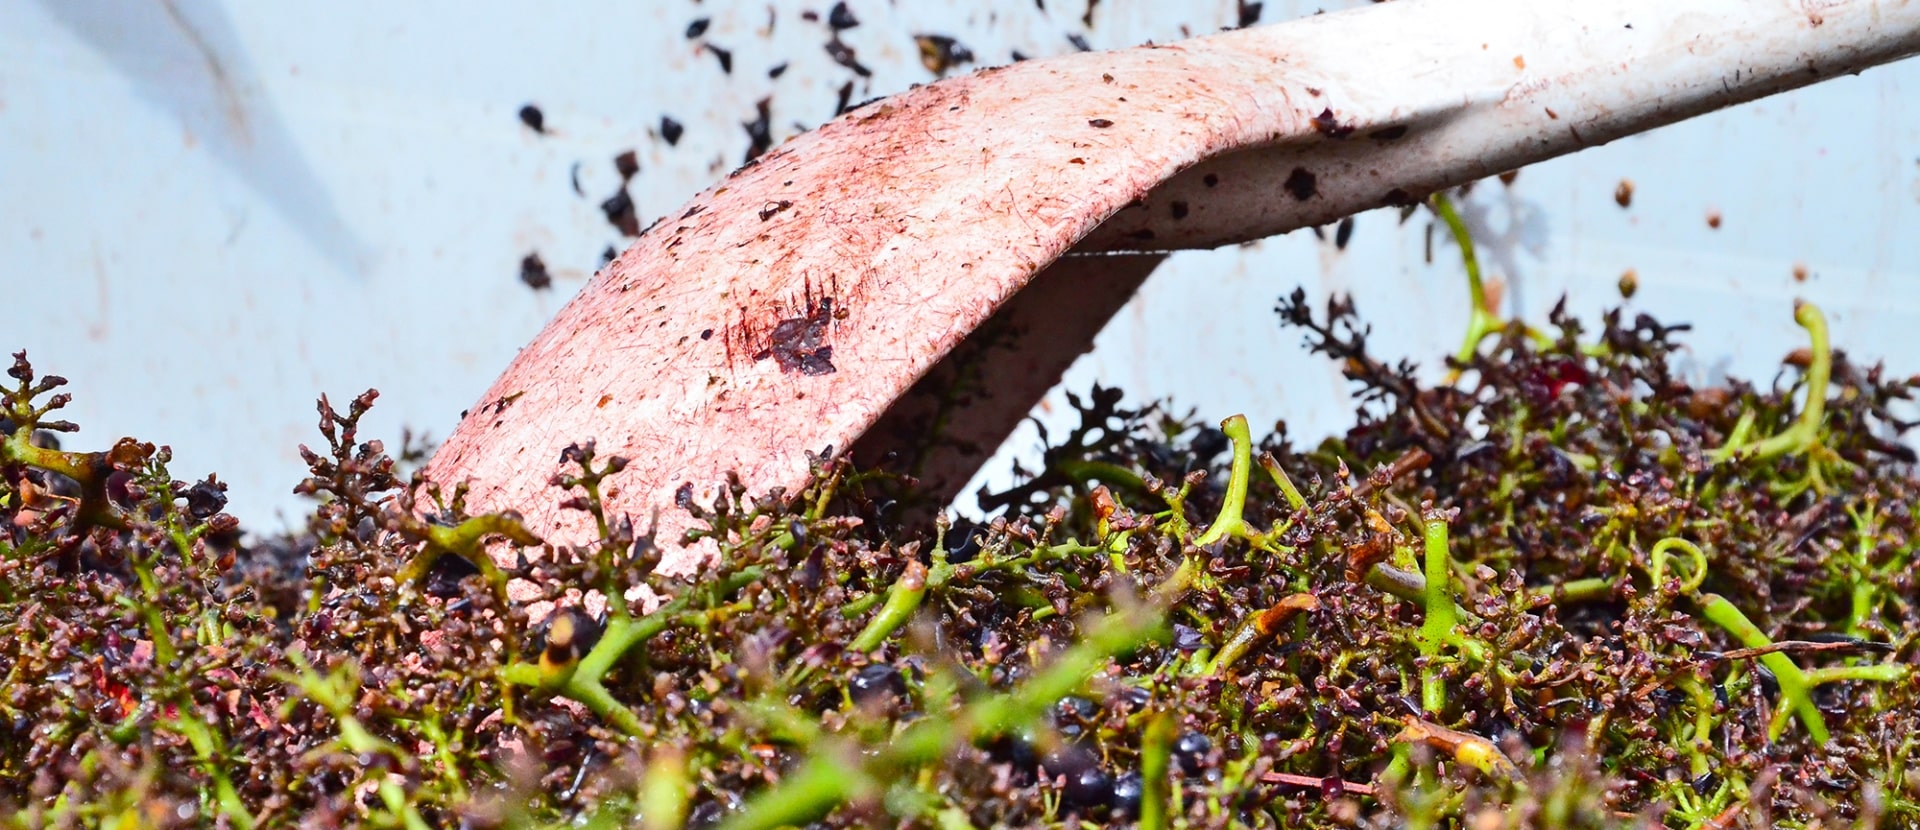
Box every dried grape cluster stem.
[5,274,1920,828]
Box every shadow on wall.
[38,0,371,277]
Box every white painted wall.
[5,0,1917,529]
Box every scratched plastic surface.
[4,0,1918,533]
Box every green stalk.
[719,607,1163,830]
[1806,663,1910,685]
[400,513,541,590]
[1417,515,1461,715]
[640,748,692,830]
[1154,556,1199,604]
[1140,713,1175,830]
[838,592,885,619]
[1714,302,1830,463]
[1698,594,1826,743]
[1540,577,1616,604]
[1680,677,1718,780]
[846,533,1103,653]
[890,609,1162,762]
[717,749,876,830]
[1257,451,1307,511]
[374,779,432,830]
[564,674,648,738]
[1055,459,1151,495]
[166,712,254,829]
[1430,193,1500,371]
[505,567,765,737]
[127,559,178,667]
[0,431,129,530]
[1847,581,1878,640]
[1,430,90,485]
[1843,502,1883,638]
[1194,415,1255,547]
[1719,410,1758,457]
[281,658,427,829]
[851,557,939,652]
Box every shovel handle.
[427,0,1919,573]
[1084,0,1920,249]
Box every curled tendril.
[1648,537,1709,598]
